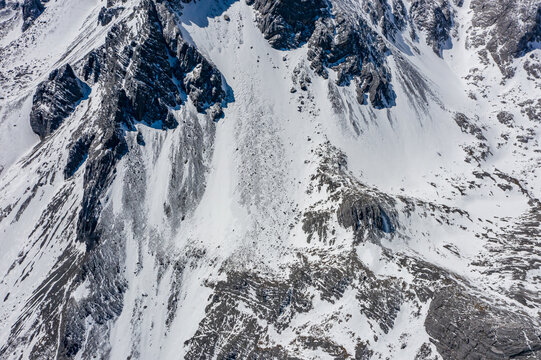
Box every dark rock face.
[184,252,409,359]
[470,0,541,76]
[497,111,515,127]
[409,0,455,56]
[74,0,227,251]
[97,6,123,26]
[119,3,182,129]
[302,210,331,243]
[430,7,453,55]
[251,0,328,49]
[21,0,44,31]
[425,287,541,359]
[64,135,94,179]
[76,134,124,252]
[136,131,145,145]
[176,41,226,116]
[29,64,89,140]
[251,0,396,108]
[1,1,230,356]
[378,0,408,40]
[338,196,396,236]
[58,226,128,359]
[97,0,225,131]
[308,14,396,108]
[517,6,541,57]
[80,50,102,84]
[356,63,396,108]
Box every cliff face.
[0,0,540,359]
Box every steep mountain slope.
[0,0,540,359]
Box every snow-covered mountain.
[0,0,540,358]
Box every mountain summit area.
[0,0,540,359]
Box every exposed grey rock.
[425,287,541,359]
[251,0,396,108]
[302,210,331,243]
[453,113,491,163]
[454,113,486,141]
[64,134,94,179]
[497,111,515,127]
[29,64,89,140]
[80,50,102,84]
[355,341,374,360]
[58,210,128,359]
[97,6,123,26]
[21,0,44,31]
[251,0,328,49]
[184,250,411,358]
[409,0,456,56]
[415,343,438,360]
[308,13,396,108]
[523,53,541,79]
[338,194,395,237]
[469,0,541,76]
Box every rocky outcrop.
[97,6,123,26]
[0,1,230,357]
[102,0,225,130]
[74,0,228,252]
[80,50,102,84]
[469,0,541,76]
[184,251,410,359]
[251,0,328,49]
[177,42,226,116]
[21,0,45,31]
[454,113,486,141]
[425,287,541,359]
[29,64,89,140]
[517,6,541,57]
[251,0,396,108]
[409,0,456,56]
[338,195,396,236]
[300,145,399,247]
[308,13,396,108]
[454,113,491,163]
[64,134,94,179]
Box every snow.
[0,0,540,358]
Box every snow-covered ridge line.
[0,0,540,358]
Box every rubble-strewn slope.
[0,0,540,359]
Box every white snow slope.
[0,0,540,359]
